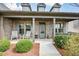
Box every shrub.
[64,34,79,56]
[0,39,10,52]
[55,35,69,48]
[0,52,3,56]
[16,39,33,53]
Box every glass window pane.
[19,29,24,35]
[19,24,24,35]
[22,7,30,11]
[26,25,31,31]
[56,23,60,29]
[39,7,44,11]
[55,23,64,34]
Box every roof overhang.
[0,11,79,22]
[0,11,78,17]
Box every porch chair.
[25,31,31,39]
[11,31,18,40]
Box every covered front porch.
[1,17,76,40]
[0,11,79,40]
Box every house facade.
[0,3,79,40]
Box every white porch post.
[32,18,35,41]
[65,22,68,33]
[53,18,56,38]
[64,22,68,34]
[0,16,4,39]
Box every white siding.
[68,20,79,33]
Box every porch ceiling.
[56,18,75,22]
[7,17,75,22]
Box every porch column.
[32,18,35,41]
[64,22,68,34]
[53,18,56,39]
[0,16,4,39]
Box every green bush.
[55,35,69,48]
[16,39,33,53]
[64,34,79,56]
[0,39,10,52]
[0,52,3,56]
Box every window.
[26,25,31,31]
[55,23,64,34]
[18,24,31,36]
[38,7,45,11]
[22,7,30,11]
[19,24,24,35]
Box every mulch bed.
[3,43,40,56]
[54,44,65,56]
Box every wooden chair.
[11,31,18,40]
[25,31,31,39]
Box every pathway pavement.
[35,39,61,56]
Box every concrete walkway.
[35,39,61,56]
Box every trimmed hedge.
[0,39,10,52]
[55,35,69,48]
[16,39,33,53]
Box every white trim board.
[4,16,79,19]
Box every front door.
[39,22,46,39]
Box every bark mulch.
[54,44,65,56]
[3,43,40,56]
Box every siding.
[68,20,79,33]
[3,18,12,39]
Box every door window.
[39,22,46,39]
